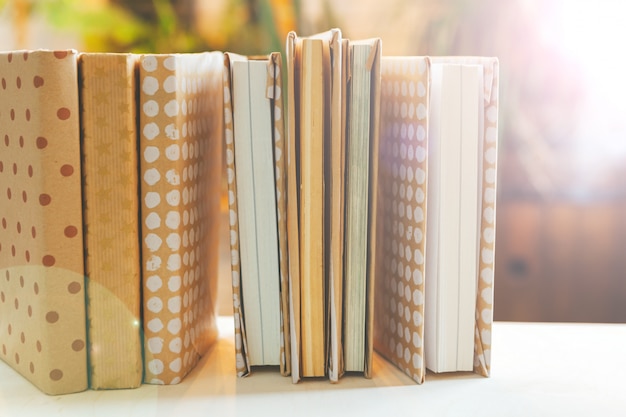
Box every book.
[298,37,327,378]
[223,52,291,377]
[424,62,482,372]
[0,50,87,395]
[79,53,143,389]
[138,52,224,385]
[373,56,499,383]
[343,39,381,372]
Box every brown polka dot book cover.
[0,50,88,395]
[79,53,143,390]
[223,53,291,378]
[138,52,223,385]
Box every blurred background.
[1,0,625,323]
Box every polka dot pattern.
[374,57,429,384]
[224,53,291,377]
[0,50,87,395]
[79,53,143,389]
[139,52,223,385]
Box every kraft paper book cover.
[0,50,88,395]
[79,52,143,389]
[138,52,224,385]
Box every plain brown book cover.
[79,53,143,389]
[138,52,223,385]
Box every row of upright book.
[0,28,499,395]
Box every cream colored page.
[232,60,281,366]
[425,63,482,373]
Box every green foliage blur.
[3,0,300,54]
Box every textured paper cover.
[285,31,302,383]
[374,57,430,384]
[80,53,142,389]
[0,50,87,395]
[139,52,223,385]
[224,53,290,377]
[429,57,499,377]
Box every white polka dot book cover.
[79,53,143,390]
[138,52,224,385]
[223,53,291,379]
[0,50,88,395]
[373,56,498,384]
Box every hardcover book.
[373,56,499,383]
[138,52,224,385]
[0,50,87,395]
[285,30,338,381]
[223,52,291,376]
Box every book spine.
[80,53,143,389]
[0,50,87,395]
[139,52,223,385]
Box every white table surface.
[1,318,625,417]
